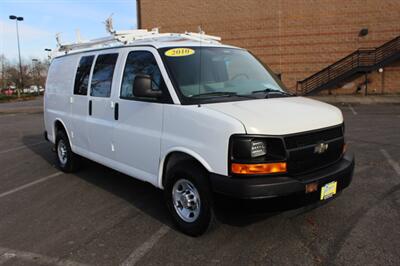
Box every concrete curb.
[0,107,43,114]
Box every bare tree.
[0,54,9,90]
[0,54,49,93]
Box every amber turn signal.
[231,162,287,175]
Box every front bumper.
[210,152,354,199]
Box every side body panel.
[44,55,77,143]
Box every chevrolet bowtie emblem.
[314,142,329,154]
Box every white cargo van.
[44,29,354,236]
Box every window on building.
[90,53,118,97]
[120,51,166,99]
[74,55,94,95]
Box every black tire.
[164,161,216,236]
[55,130,80,173]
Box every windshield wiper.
[191,92,255,99]
[251,88,294,98]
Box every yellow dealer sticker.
[165,48,195,57]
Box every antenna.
[198,25,204,35]
[55,33,62,47]
[75,29,82,43]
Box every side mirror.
[133,74,163,98]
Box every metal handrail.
[298,35,400,94]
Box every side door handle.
[89,100,92,116]
[114,102,119,120]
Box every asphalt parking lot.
[1,99,400,265]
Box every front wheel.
[164,162,215,236]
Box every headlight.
[230,135,286,162]
[250,141,267,158]
[231,138,266,159]
[230,135,287,175]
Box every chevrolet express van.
[44,31,354,236]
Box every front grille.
[285,125,344,175]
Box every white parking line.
[381,149,400,176]
[0,172,62,199]
[348,104,357,115]
[120,225,170,266]
[0,247,88,266]
[0,141,46,155]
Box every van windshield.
[160,47,290,103]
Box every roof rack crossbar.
[185,32,221,41]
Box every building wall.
[139,0,400,94]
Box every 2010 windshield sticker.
[165,48,195,57]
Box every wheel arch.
[53,119,71,144]
[158,148,212,189]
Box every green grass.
[0,94,15,102]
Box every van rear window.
[90,53,118,98]
[74,56,94,95]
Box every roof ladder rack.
[55,17,222,55]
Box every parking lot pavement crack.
[288,218,325,265]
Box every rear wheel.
[164,161,215,236]
[55,130,80,173]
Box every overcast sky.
[0,0,137,62]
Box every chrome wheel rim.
[172,179,201,223]
[57,139,68,166]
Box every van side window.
[120,51,166,99]
[90,53,118,97]
[74,55,94,95]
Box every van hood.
[204,97,343,135]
